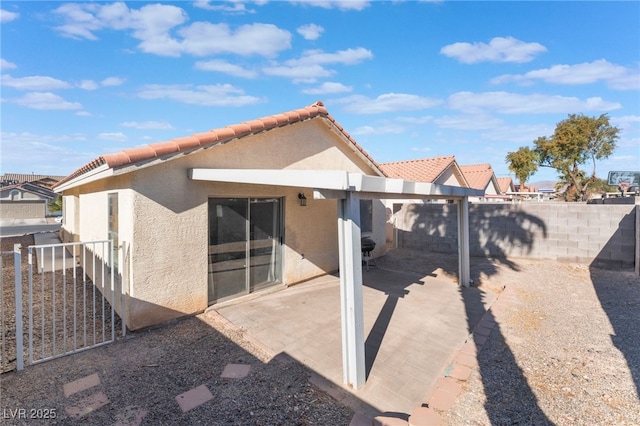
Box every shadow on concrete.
[396,203,553,424]
[590,209,640,398]
[363,271,423,378]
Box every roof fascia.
[55,164,113,193]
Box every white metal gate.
[1,240,125,372]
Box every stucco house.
[0,181,59,219]
[459,164,504,202]
[54,102,483,388]
[53,102,406,330]
[53,103,480,324]
[380,156,468,189]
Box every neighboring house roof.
[496,177,515,194]
[1,173,65,187]
[379,156,468,186]
[459,164,499,192]
[0,181,58,200]
[54,101,384,190]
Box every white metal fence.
[1,240,125,372]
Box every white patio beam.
[189,168,350,190]
[188,168,484,199]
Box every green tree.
[505,147,539,192]
[535,114,619,202]
[48,195,62,212]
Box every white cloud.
[0,59,16,70]
[78,80,99,90]
[448,91,621,114]
[440,36,547,64]
[480,123,556,143]
[288,0,370,11]
[290,47,373,66]
[195,59,258,78]
[179,22,291,57]
[193,0,256,14]
[98,132,128,142]
[137,83,265,107]
[297,23,324,40]
[1,74,72,91]
[0,132,95,176]
[338,93,442,114]
[263,47,373,83]
[101,77,125,86]
[301,81,352,94]
[121,121,175,130]
[0,8,19,23]
[53,3,291,58]
[262,64,334,83]
[10,92,82,110]
[491,59,640,90]
[434,114,504,130]
[351,124,406,135]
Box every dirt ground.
[1,235,122,374]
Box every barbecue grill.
[361,237,377,271]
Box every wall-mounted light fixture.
[298,193,307,207]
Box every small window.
[359,199,373,233]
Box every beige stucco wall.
[63,118,386,330]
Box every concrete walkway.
[32,231,75,271]
[212,267,498,418]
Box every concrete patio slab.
[212,266,497,416]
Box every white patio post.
[457,197,471,287]
[337,191,366,390]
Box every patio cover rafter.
[189,168,477,390]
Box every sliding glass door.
[208,198,282,304]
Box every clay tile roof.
[379,156,457,183]
[459,164,495,191]
[54,101,383,189]
[496,177,514,193]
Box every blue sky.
[1,1,639,183]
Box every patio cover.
[189,168,483,390]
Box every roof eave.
[54,164,113,193]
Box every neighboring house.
[54,102,480,334]
[459,164,505,202]
[1,173,66,189]
[380,155,468,188]
[0,181,59,219]
[496,177,515,196]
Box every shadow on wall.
[396,203,548,284]
[590,207,640,397]
[396,203,552,423]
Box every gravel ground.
[444,258,640,425]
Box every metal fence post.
[14,244,24,371]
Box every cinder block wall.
[396,203,637,269]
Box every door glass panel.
[249,198,281,291]
[208,199,248,303]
